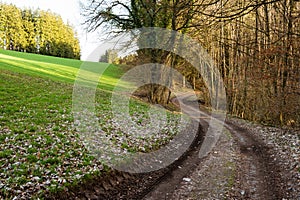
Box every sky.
[0,0,101,60]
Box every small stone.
[183,178,191,182]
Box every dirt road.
[142,93,297,199]
[50,93,299,200]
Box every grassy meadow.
[0,50,185,198]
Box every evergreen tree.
[22,9,36,52]
[0,3,81,59]
[0,4,26,50]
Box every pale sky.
[0,0,101,60]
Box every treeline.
[203,0,300,126]
[0,3,80,59]
[83,0,299,127]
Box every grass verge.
[0,50,187,198]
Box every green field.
[0,50,185,198]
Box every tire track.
[50,93,288,199]
[226,121,287,199]
[142,93,287,199]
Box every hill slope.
[0,50,184,199]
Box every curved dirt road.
[50,93,298,200]
[142,93,294,200]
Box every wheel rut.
[140,95,288,199]
[226,121,287,199]
[48,95,291,199]
[142,121,208,200]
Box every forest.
[0,3,81,59]
[83,0,300,127]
